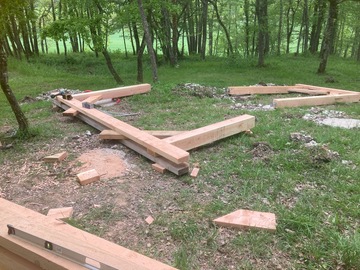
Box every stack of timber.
[228,84,360,108]
[0,198,177,270]
[54,84,256,175]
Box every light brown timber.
[152,163,166,173]
[43,152,68,163]
[288,88,329,95]
[163,115,255,151]
[213,209,277,232]
[0,198,178,270]
[100,129,186,140]
[52,100,189,175]
[0,246,42,270]
[81,95,103,104]
[56,97,189,164]
[295,84,358,95]
[228,85,296,95]
[273,94,360,108]
[77,169,100,185]
[62,108,78,116]
[72,84,151,101]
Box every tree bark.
[256,0,268,66]
[209,0,233,55]
[318,0,339,73]
[0,40,29,136]
[137,0,158,82]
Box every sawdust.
[75,148,129,180]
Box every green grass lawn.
[0,53,359,269]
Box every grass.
[0,52,359,269]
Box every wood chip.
[145,215,154,225]
[43,151,68,162]
[77,169,100,185]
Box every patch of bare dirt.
[249,142,274,162]
[75,148,129,180]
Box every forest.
[1,0,360,83]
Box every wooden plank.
[100,129,186,140]
[99,130,126,140]
[72,84,151,101]
[43,152,68,163]
[77,169,100,185]
[82,95,102,104]
[47,207,74,220]
[213,209,277,232]
[228,85,294,95]
[52,100,189,175]
[295,84,358,95]
[190,167,200,178]
[0,246,42,270]
[273,93,360,108]
[288,88,329,95]
[120,139,189,175]
[62,108,78,116]
[163,114,255,151]
[146,130,186,139]
[56,97,189,164]
[152,163,166,173]
[0,198,177,270]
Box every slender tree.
[137,0,158,82]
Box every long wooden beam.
[71,84,151,101]
[53,100,189,175]
[295,84,358,95]
[56,97,189,164]
[99,129,186,140]
[163,114,256,151]
[228,85,295,95]
[0,198,177,270]
[273,93,360,108]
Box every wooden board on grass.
[43,152,68,163]
[72,84,151,101]
[163,114,255,151]
[0,198,178,270]
[228,85,294,95]
[213,209,277,232]
[273,94,360,108]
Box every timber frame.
[228,84,360,108]
[0,198,177,270]
[54,84,256,175]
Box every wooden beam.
[0,246,42,270]
[288,88,329,95]
[99,129,186,140]
[62,108,78,116]
[295,84,358,95]
[120,139,189,175]
[82,95,103,104]
[56,97,189,164]
[152,163,166,173]
[213,209,277,232]
[52,100,189,175]
[72,84,151,101]
[228,85,294,96]
[0,198,178,270]
[273,93,360,108]
[163,115,255,151]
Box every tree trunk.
[102,49,124,84]
[137,0,158,82]
[0,40,29,136]
[137,35,146,83]
[209,0,234,55]
[310,0,326,54]
[277,0,283,55]
[256,0,268,66]
[318,0,339,73]
[200,0,208,60]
